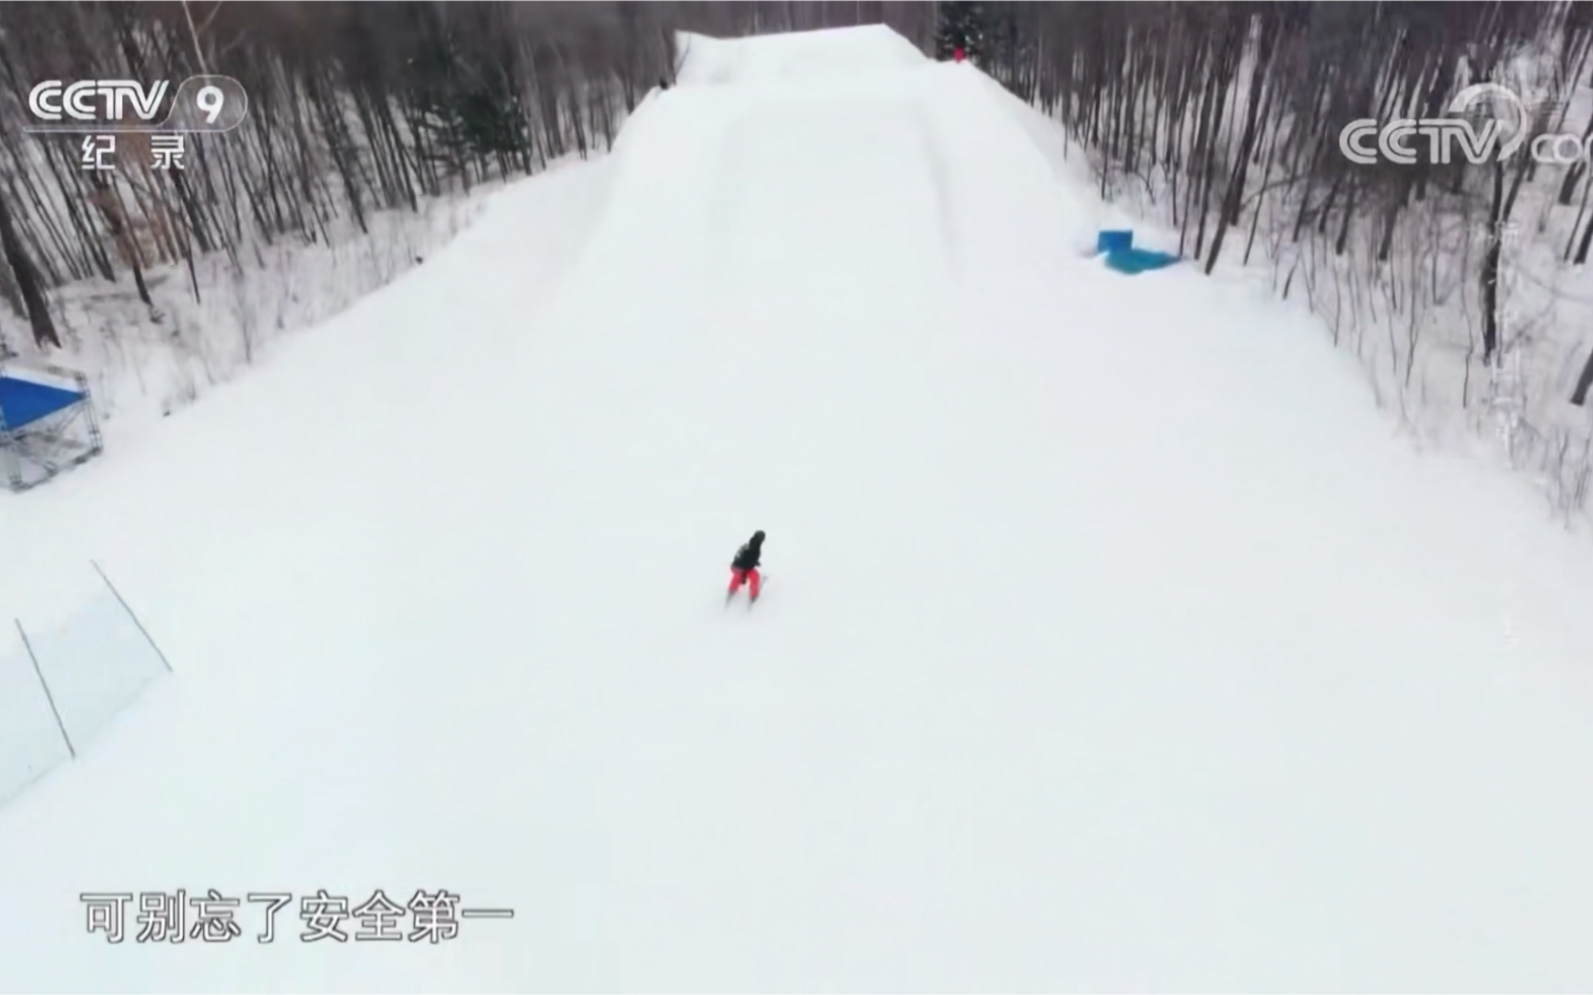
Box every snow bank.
[675,24,926,87]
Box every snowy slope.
[4,25,1593,993]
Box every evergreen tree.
[935,1,988,61]
[405,7,530,167]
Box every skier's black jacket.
[731,530,765,571]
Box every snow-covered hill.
[3,25,1593,993]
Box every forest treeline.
[6,1,1593,423]
[937,0,1593,519]
[948,1,1593,408]
[0,1,933,352]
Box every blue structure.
[1097,229,1135,254]
[1095,229,1180,275]
[0,359,103,492]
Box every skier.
[727,530,765,603]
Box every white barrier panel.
[0,638,73,807]
[1,572,169,810]
[28,589,167,753]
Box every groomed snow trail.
[3,26,1593,993]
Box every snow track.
[3,24,1593,993]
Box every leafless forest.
[0,2,931,352]
[976,3,1593,379]
[3,1,1593,517]
[962,1,1593,516]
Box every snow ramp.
[3,24,1593,994]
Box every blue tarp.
[1095,229,1181,275]
[0,376,85,431]
[1103,247,1181,275]
[1097,229,1134,254]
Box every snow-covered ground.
[1088,45,1593,530]
[4,25,1593,992]
[1,182,502,439]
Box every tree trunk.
[0,188,61,349]
[1481,160,1505,364]
[1572,345,1593,406]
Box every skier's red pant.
[729,568,760,599]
